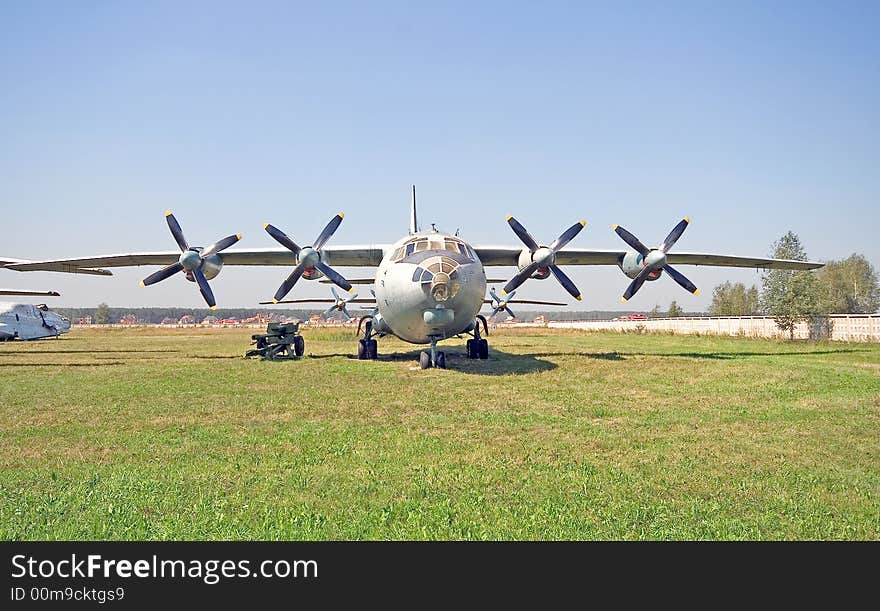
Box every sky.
[1,1,878,311]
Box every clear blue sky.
[1,1,877,310]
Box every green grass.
[1,326,878,540]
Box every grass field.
[1,326,877,540]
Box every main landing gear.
[420,337,447,370]
[356,316,378,360]
[466,315,489,360]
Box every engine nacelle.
[517,248,551,280]
[184,252,224,282]
[618,251,662,281]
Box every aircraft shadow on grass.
[307,348,558,376]
[628,348,870,360]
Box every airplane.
[0,291,70,340]
[3,187,824,367]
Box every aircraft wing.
[0,289,61,297]
[0,256,112,276]
[473,246,823,270]
[3,245,390,274]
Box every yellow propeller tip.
[576,294,583,301]
[684,217,691,223]
[579,220,586,227]
[272,298,279,304]
[621,297,628,303]
[338,212,345,219]
[164,210,173,217]
[262,223,269,229]
[694,289,700,296]
[501,290,508,296]
[236,233,242,240]
[210,305,217,310]
[505,214,512,221]
[612,224,619,230]
[139,281,145,287]
[348,287,355,294]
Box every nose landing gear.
[420,336,447,369]
[466,315,489,360]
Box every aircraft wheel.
[357,339,367,360]
[478,339,489,360]
[367,339,378,359]
[419,351,431,369]
[436,351,446,369]
[293,335,305,357]
[466,339,477,359]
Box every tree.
[667,300,683,317]
[95,303,111,325]
[709,281,761,316]
[761,232,823,339]
[817,254,880,314]
[649,304,662,318]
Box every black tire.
[367,339,378,359]
[478,339,489,359]
[466,339,476,359]
[419,351,431,369]
[357,339,366,360]
[436,351,446,369]
[293,335,305,357]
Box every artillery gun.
[245,322,305,360]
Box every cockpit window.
[391,237,475,262]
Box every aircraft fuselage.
[0,303,70,340]
[373,231,486,344]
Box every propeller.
[489,288,517,318]
[264,214,353,302]
[613,217,699,302]
[486,287,567,318]
[323,287,358,320]
[503,216,586,300]
[140,211,241,309]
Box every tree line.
[708,232,878,338]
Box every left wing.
[0,289,60,297]
[3,246,389,274]
[473,246,823,270]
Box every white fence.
[547,314,880,342]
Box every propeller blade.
[489,288,501,303]
[348,292,359,302]
[341,305,352,320]
[622,266,653,302]
[192,268,216,309]
[330,286,340,301]
[323,304,337,317]
[314,261,352,293]
[313,213,344,250]
[660,218,690,252]
[506,216,540,251]
[613,225,650,256]
[502,261,541,295]
[263,224,301,255]
[505,306,516,318]
[549,220,586,251]
[201,233,242,258]
[141,262,184,286]
[259,298,378,305]
[165,211,189,252]
[663,264,699,295]
[273,262,307,302]
[549,265,582,301]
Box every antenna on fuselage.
[409,185,420,235]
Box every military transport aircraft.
[3,187,823,367]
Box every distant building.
[160,317,177,325]
[119,314,141,325]
[179,315,196,325]
[533,315,545,324]
[201,315,219,325]
[74,316,93,325]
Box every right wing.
[3,246,389,274]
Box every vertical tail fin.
[409,185,419,235]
